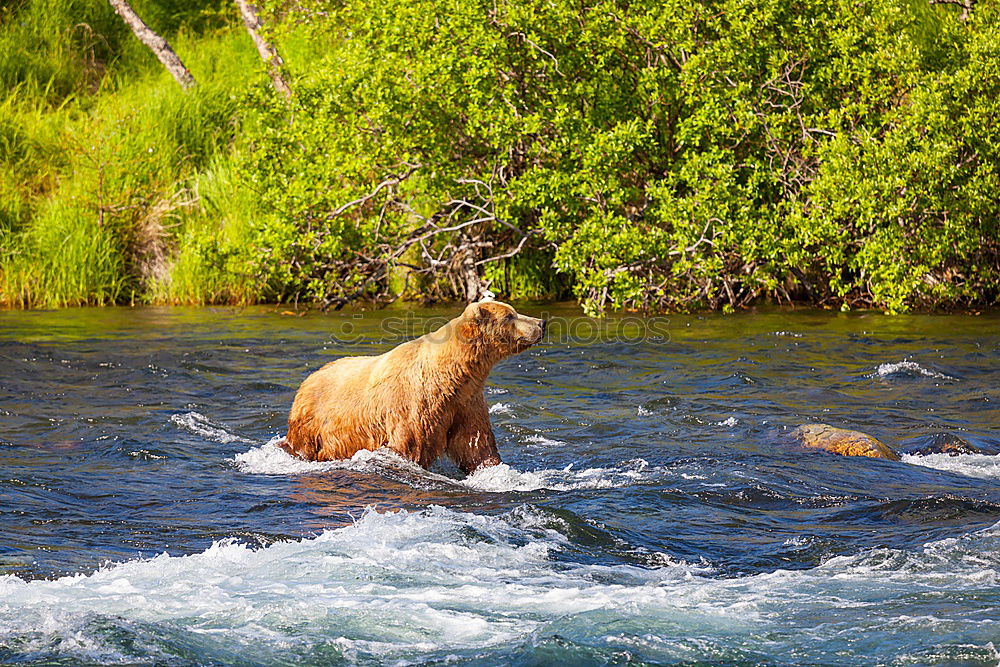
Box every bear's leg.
[284,417,324,460]
[446,393,501,474]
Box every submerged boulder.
[899,433,983,457]
[791,424,900,461]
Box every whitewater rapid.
[2,505,998,665]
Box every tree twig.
[327,163,421,219]
[107,0,194,89]
[235,0,292,99]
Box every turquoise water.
[1,305,999,665]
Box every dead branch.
[475,230,535,266]
[506,31,564,76]
[327,163,421,219]
[317,166,545,309]
[928,0,975,20]
[107,0,195,89]
[235,0,293,98]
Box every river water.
[1,304,999,665]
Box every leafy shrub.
[1,0,997,312]
[240,0,998,312]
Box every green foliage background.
[0,0,997,312]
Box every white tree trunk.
[235,0,292,99]
[107,0,195,89]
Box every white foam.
[170,411,251,443]
[637,405,654,416]
[715,417,739,427]
[231,439,432,477]
[0,506,714,663]
[232,441,667,493]
[524,434,565,447]
[783,535,814,548]
[813,521,1000,584]
[2,509,999,663]
[902,453,1000,479]
[872,361,956,381]
[460,458,656,492]
[489,402,514,415]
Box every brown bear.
[279,300,545,473]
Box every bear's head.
[457,300,546,358]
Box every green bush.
[238,0,997,312]
[787,4,1000,312]
[1,0,997,312]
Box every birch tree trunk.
[235,0,293,99]
[106,0,195,89]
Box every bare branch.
[447,198,528,237]
[506,31,564,75]
[327,163,421,219]
[475,231,535,266]
[235,0,292,98]
[399,217,494,250]
[928,0,974,20]
[107,0,194,89]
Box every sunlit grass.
[1,201,128,308]
[151,152,262,305]
[0,0,267,308]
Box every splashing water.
[902,453,1000,480]
[1,507,999,665]
[871,360,958,381]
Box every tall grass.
[1,201,127,307]
[0,0,268,308]
[151,152,261,305]
[0,89,63,234]
[0,0,128,103]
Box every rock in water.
[791,424,900,461]
[901,433,983,457]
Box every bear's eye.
[505,313,516,322]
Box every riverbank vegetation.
[1,0,997,313]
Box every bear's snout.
[518,316,546,345]
[533,319,546,343]
[533,317,547,340]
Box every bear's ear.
[463,301,483,319]
[459,302,484,342]
[464,301,497,322]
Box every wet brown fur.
[280,301,545,473]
